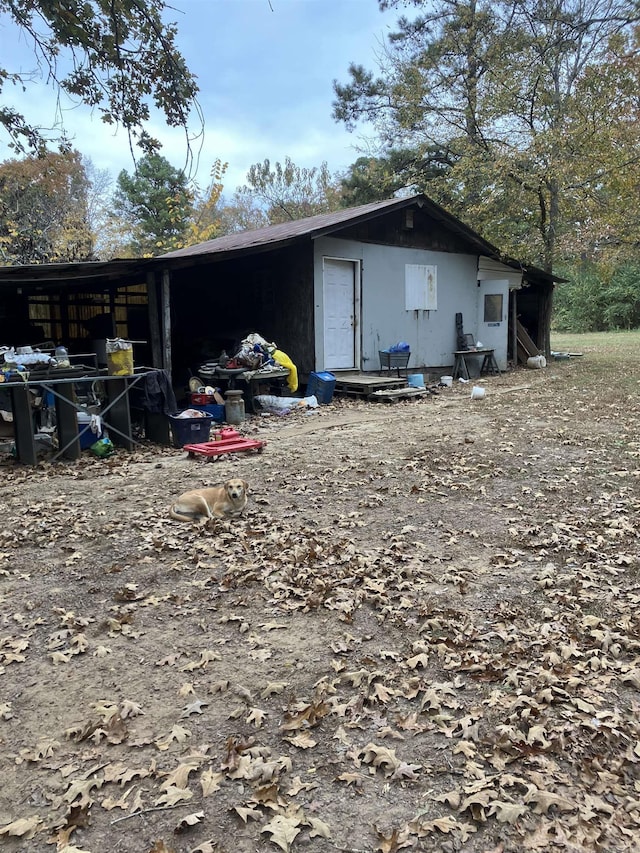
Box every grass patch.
[550,330,640,395]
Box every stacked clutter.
[230,332,299,393]
[188,380,225,422]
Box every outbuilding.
[0,194,557,386]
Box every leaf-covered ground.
[2,333,640,853]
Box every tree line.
[0,0,639,332]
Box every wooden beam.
[161,268,172,376]
[511,289,517,365]
[146,271,162,369]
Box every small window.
[484,294,503,323]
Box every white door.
[323,259,357,370]
[477,279,509,364]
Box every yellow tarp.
[272,349,298,393]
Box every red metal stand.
[183,427,265,459]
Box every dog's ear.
[243,479,249,492]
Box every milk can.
[224,389,245,424]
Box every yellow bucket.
[106,340,134,375]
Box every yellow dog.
[169,478,248,522]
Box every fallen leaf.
[155,786,193,807]
[307,816,331,838]
[0,815,42,839]
[200,769,224,797]
[174,811,204,833]
[487,801,528,823]
[261,814,301,852]
[234,805,261,823]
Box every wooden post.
[161,268,172,376]
[146,271,162,369]
[511,288,518,365]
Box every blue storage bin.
[77,413,103,450]
[306,371,336,404]
[190,403,225,422]
[168,412,214,447]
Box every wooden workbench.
[452,349,500,381]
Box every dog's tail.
[169,506,195,522]
[169,494,213,522]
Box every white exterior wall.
[314,237,511,372]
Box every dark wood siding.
[169,242,314,385]
[334,208,473,253]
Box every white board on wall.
[405,264,437,311]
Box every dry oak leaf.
[246,707,267,728]
[307,816,331,838]
[435,790,461,809]
[391,761,421,781]
[371,682,396,703]
[200,769,224,797]
[406,653,429,670]
[261,681,288,698]
[234,805,261,823]
[286,731,317,749]
[63,777,103,806]
[16,738,60,764]
[155,785,193,807]
[163,756,203,789]
[0,815,42,839]
[155,725,191,751]
[261,814,302,852]
[174,811,204,833]
[361,743,402,776]
[0,702,12,720]
[188,842,217,852]
[120,699,144,718]
[523,786,576,815]
[336,771,364,787]
[180,699,208,719]
[374,825,414,852]
[423,815,458,834]
[101,787,135,811]
[487,801,528,823]
[286,776,319,796]
[621,669,640,689]
[458,790,492,822]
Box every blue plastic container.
[77,412,103,450]
[190,403,225,422]
[168,412,214,448]
[306,371,336,404]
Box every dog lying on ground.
[169,478,248,522]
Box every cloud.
[0,0,399,193]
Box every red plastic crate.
[190,392,216,405]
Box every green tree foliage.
[112,154,193,256]
[215,187,270,235]
[244,157,343,223]
[0,150,94,264]
[0,0,199,159]
[333,0,640,271]
[553,261,640,331]
[339,148,449,206]
[185,159,228,245]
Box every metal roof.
[161,196,423,258]
[0,193,559,287]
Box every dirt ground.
[1,351,640,853]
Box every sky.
[0,0,400,194]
